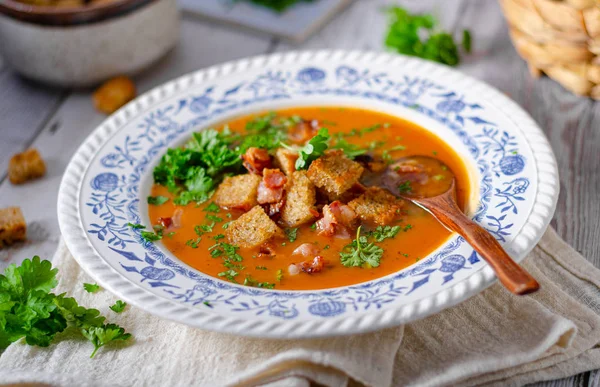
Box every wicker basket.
[500,0,600,99]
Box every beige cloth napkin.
[1,227,599,387]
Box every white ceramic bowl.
[57,50,559,338]
[0,0,179,87]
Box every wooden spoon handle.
[417,196,540,295]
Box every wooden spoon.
[382,156,539,295]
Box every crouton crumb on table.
[213,174,261,211]
[0,207,27,248]
[225,205,284,248]
[8,148,46,185]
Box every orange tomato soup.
[148,107,470,290]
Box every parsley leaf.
[153,129,242,206]
[109,300,127,314]
[285,228,299,243]
[331,138,367,160]
[147,196,169,205]
[218,269,239,282]
[340,227,384,268]
[83,283,101,293]
[140,230,162,242]
[0,257,131,358]
[397,181,412,193]
[127,223,145,229]
[243,275,275,289]
[384,6,464,66]
[82,323,131,358]
[294,128,330,169]
[204,202,220,213]
[369,226,401,242]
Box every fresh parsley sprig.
[0,256,131,358]
[384,6,471,66]
[339,226,384,268]
[293,128,330,169]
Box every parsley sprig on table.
[0,257,131,358]
[384,6,471,66]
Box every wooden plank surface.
[0,70,66,182]
[0,1,598,385]
[0,17,271,264]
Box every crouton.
[225,206,284,248]
[274,148,298,176]
[0,207,26,248]
[348,187,403,225]
[8,148,46,185]
[213,174,261,211]
[280,171,317,227]
[307,150,364,199]
[93,76,136,114]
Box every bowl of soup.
[58,51,558,338]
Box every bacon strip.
[257,169,287,204]
[315,201,357,239]
[299,256,325,274]
[289,119,319,143]
[241,147,271,175]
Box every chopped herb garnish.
[212,234,225,241]
[203,301,212,307]
[83,283,100,293]
[293,128,330,169]
[432,174,445,181]
[397,181,412,193]
[369,225,401,242]
[222,222,231,230]
[204,202,220,213]
[218,269,239,282]
[127,223,145,229]
[166,232,176,238]
[281,242,287,246]
[141,230,162,242]
[256,266,268,270]
[243,275,275,289]
[403,224,413,232]
[285,228,299,242]
[432,151,438,156]
[340,226,384,268]
[331,138,367,160]
[109,300,127,314]
[226,213,232,218]
[186,237,202,249]
[153,127,245,206]
[310,223,317,230]
[206,214,223,223]
[147,195,169,205]
[324,245,330,250]
[276,269,284,282]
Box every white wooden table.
[1,1,599,385]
